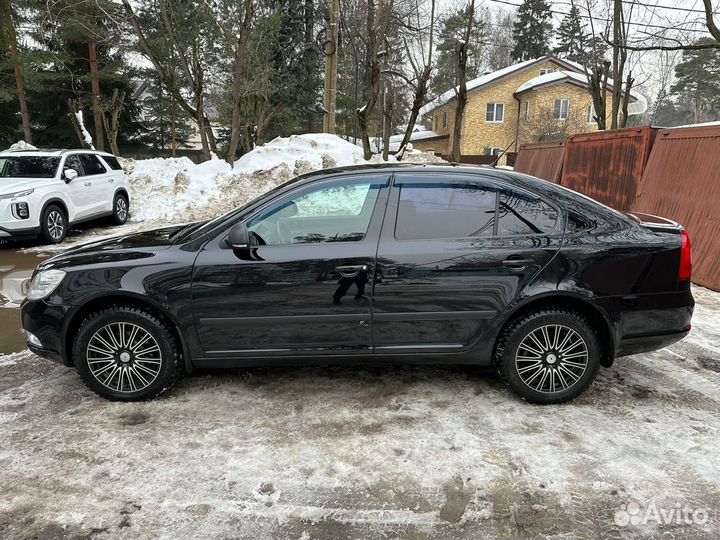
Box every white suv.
[0,149,130,244]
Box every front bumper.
[21,298,73,365]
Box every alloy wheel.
[86,322,163,393]
[116,197,128,222]
[515,324,589,394]
[47,210,65,240]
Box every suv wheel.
[112,193,129,225]
[496,308,602,404]
[73,305,181,401]
[40,204,67,244]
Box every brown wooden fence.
[631,125,720,291]
[514,123,720,290]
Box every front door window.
[247,179,383,246]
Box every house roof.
[515,70,648,116]
[419,55,647,116]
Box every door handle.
[108,178,114,183]
[502,258,534,268]
[336,264,368,277]
[84,182,92,187]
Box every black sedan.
[21,164,694,403]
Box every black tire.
[72,305,181,401]
[39,204,67,244]
[112,192,129,225]
[496,308,602,404]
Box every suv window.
[395,182,497,240]
[64,155,83,176]
[247,179,384,245]
[79,154,106,175]
[102,155,123,170]
[497,189,558,235]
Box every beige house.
[406,56,647,163]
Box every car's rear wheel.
[72,305,180,401]
[40,204,67,244]
[496,308,601,404]
[112,192,129,225]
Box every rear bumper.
[595,291,693,358]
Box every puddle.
[0,246,50,354]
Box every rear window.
[79,154,106,175]
[497,190,558,235]
[102,155,123,170]
[0,156,60,178]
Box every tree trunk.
[450,0,475,163]
[396,0,435,159]
[620,72,633,128]
[171,95,177,157]
[226,0,255,165]
[68,100,94,149]
[9,34,32,143]
[88,38,105,151]
[382,80,392,161]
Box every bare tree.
[88,37,105,150]
[450,0,476,163]
[395,0,436,159]
[356,0,395,160]
[120,0,217,160]
[100,89,126,156]
[1,0,32,143]
[520,102,587,143]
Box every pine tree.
[670,37,720,124]
[511,0,553,62]
[554,5,586,63]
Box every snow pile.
[5,141,38,152]
[125,133,445,225]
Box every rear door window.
[79,154,107,175]
[395,181,497,240]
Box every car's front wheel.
[39,204,67,244]
[72,305,180,401]
[496,308,602,404]
[112,192,129,225]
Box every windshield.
[0,156,61,178]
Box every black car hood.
[40,225,184,270]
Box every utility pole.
[323,0,339,134]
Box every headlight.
[26,269,66,300]
[0,188,34,200]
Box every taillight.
[679,229,692,282]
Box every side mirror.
[63,169,78,182]
[225,222,250,249]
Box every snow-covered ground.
[0,286,719,539]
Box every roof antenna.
[491,139,516,167]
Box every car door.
[371,171,563,354]
[78,153,112,214]
[191,173,390,360]
[61,154,95,220]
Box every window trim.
[390,173,562,242]
[554,98,570,121]
[587,103,597,124]
[485,102,505,123]
[524,101,531,121]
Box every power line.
[487,0,709,31]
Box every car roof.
[0,149,116,158]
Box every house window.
[442,111,448,128]
[554,99,570,121]
[524,101,531,121]
[483,147,503,156]
[587,104,597,124]
[485,103,504,123]
[539,69,555,76]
